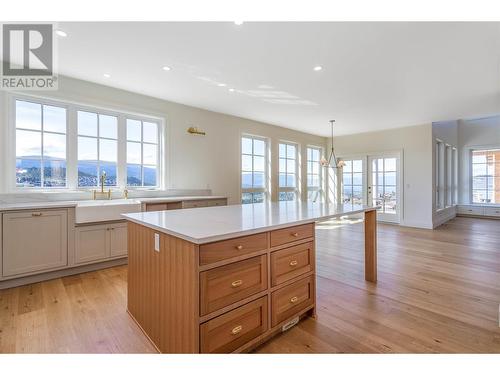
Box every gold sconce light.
[187,126,206,136]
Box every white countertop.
[0,196,227,212]
[0,201,78,211]
[123,202,376,244]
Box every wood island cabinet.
[127,222,317,353]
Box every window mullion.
[117,114,127,189]
[67,107,74,189]
[40,105,45,188]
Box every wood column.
[364,209,377,282]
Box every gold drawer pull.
[231,325,243,335]
[231,280,243,288]
[289,260,298,267]
[290,296,298,303]
[235,245,243,250]
[291,232,299,237]
[32,212,43,217]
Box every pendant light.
[320,120,345,169]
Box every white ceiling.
[57,22,500,136]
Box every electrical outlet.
[154,233,160,252]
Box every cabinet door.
[2,210,68,277]
[146,203,168,212]
[110,223,128,257]
[182,200,208,209]
[75,225,108,264]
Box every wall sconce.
[187,126,206,136]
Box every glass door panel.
[341,159,365,207]
[368,154,401,223]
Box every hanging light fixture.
[320,120,345,169]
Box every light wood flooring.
[1,217,499,353]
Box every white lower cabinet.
[457,205,500,218]
[2,209,68,277]
[110,223,128,257]
[75,222,127,265]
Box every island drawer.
[271,242,314,286]
[199,232,268,265]
[271,275,314,327]
[270,223,314,247]
[200,296,268,353]
[200,255,268,315]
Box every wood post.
[364,210,377,282]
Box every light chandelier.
[320,120,345,169]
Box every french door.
[341,152,401,224]
[367,153,401,223]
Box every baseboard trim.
[400,221,433,229]
[433,207,457,228]
[0,257,128,290]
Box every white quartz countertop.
[123,202,376,244]
[0,201,78,211]
[0,195,227,212]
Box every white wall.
[0,76,326,204]
[327,124,434,229]
[457,116,500,205]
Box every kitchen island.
[123,202,377,353]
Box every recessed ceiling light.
[162,66,171,71]
[103,73,111,78]
[55,30,67,37]
[228,88,235,92]
[313,66,323,71]
[234,21,243,25]
[218,83,227,87]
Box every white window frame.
[13,98,69,189]
[435,140,445,210]
[76,109,120,188]
[8,93,165,192]
[470,147,500,205]
[306,145,323,202]
[240,134,269,204]
[452,147,458,205]
[339,157,365,207]
[125,116,161,188]
[435,139,458,211]
[278,141,299,201]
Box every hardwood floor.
[1,217,499,353]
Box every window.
[15,100,67,188]
[435,140,458,210]
[77,111,118,187]
[241,135,267,204]
[435,141,445,209]
[278,142,298,201]
[471,149,500,204]
[11,96,163,190]
[452,147,458,205]
[126,119,159,187]
[306,146,322,201]
[342,159,363,206]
